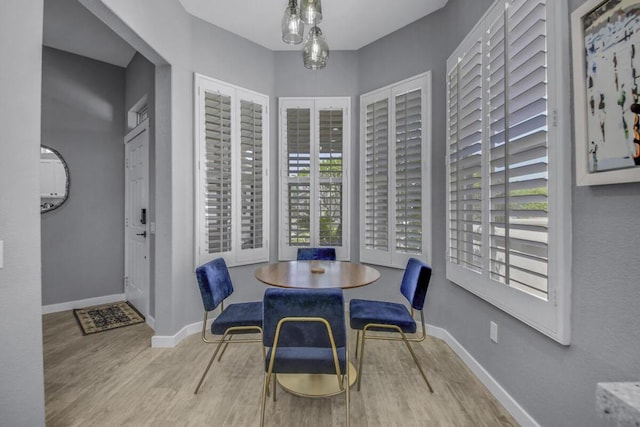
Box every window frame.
[359,72,432,269]
[194,73,270,268]
[278,97,351,261]
[445,0,572,344]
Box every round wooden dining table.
[254,260,380,290]
[254,260,380,397]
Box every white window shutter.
[203,90,233,255]
[195,74,269,267]
[446,0,571,344]
[318,109,344,247]
[360,73,431,268]
[394,88,423,256]
[283,106,312,249]
[238,97,266,252]
[447,35,484,273]
[488,0,549,297]
[363,98,389,252]
[279,98,350,260]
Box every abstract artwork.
[572,0,640,185]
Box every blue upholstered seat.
[265,347,347,374]
[296,247,337,261]
[349,299,416,333]
[349,257,434,393]
[260,288,350,426]
[211,301,263,335]
[193,257,263,394]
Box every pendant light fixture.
[300,0,322,25]
[281,0,328,69]
[302,26,329,70]
[281,0,303,45]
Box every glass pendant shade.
[303,26,329,70]
[281,1,303,44]
[300,0,322,25]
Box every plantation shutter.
[363,98,389,251]
[447,63,460,264]
[239,99,264,250]
[196,74,269,267]
[285,107,312,247]
[446,0,571,343]
[394,89,423,254]
[318,109,344,246]
[204,91,232,254]
[360,73,431,268]
[448,34,484,273]
[279,98,350,260]
[491,0,549,297]
[447,0,550,298]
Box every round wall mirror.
[40,145,70,213]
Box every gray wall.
[361,0,640,426]
[0,1,46,425]
[41,47,125,305]
[125,51,156,317]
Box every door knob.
[136,231,147,238]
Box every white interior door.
[124,121,150,320]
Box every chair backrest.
[399,258,432,311]
[296,247,337,261]
[263,288,346,348]
[195,258,234,312]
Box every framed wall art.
[572,0,640,185]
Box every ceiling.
[43,0,136,67]
[42,0,448,67]
[179,0,449,51]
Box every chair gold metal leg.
[194,337,226,394]
[346,347,350,427]
[399,331,434,393]
[273,374,277,401]
[356,330,366,391]
[260,372,269,427]
[217,335,232,361]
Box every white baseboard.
[427,324,539,427]
[42,293,126,314]
[151,321,203,348]
[146,314,155,330]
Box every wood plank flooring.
[43,311,519,427]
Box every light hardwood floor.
[44,310,519,427]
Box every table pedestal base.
[277,362,357,397]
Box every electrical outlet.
[490,321,498,343]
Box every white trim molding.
[150,317,215,348]
[42,293,126,315]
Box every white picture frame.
[572,0,640,186]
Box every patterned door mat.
[73,301,145,335]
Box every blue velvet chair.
[296,247,337,261]
[260,288,350,427]
[349,257,434,393]
[193,257,263,394]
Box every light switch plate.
[0,240,3,269]
[490,321,498,343]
